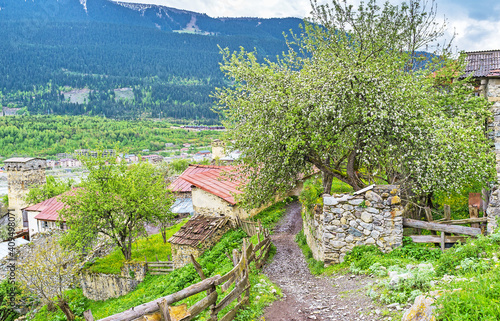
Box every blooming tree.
[214,0,494,207]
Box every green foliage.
[251,197,293,230]
[31,228,280,320]
[0,116,221,159]
[61,156,176,261]
[295,230,325,275]
[25,175,74,205]
[169,159,190,175]
[435,234,498,277]
[215,0,494,205]
[0,281,21,321]
[299,178,323,212]
[435,266,500,320]
[85,220,187,275]
[1,194,8,207]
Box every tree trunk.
[57,297,75,321]
[161,227,167,244]
[322,171,333,194]
[346,150,365,191]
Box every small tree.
[25,175,74,205]
[16,234,79,321]
[61,157,175,260]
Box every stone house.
[168,216,231,268]
[23,192,69,240]
[169,164,231,199]
[465,50,500,230]
[4,157,46,230]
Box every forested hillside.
[0,0,303,120]
[0,116,219,158]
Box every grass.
[252,196,295,230]
[29,228,281,321]
[295,230,325,275]
[84,220,187,274]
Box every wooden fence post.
[469,206,479,229]
[444,205,451,221]
[440,232,445,252]
[157,299,172,321]
[83,310,94,321]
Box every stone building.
[23,192,69,240]
[211,139,225,159]
[465,50,500,232]
[4,157,46,230]
[168,216,231,268]
[303,185,404,265]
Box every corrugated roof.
[168,216,229,246]
[169,164,233,193]
[465,50,500,77]
[24,191,73,222]
[182,168,243,205]
[170,198,194,215]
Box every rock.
[324,232,334,239]
[331,241,347,248]
[381,192,390,198]
[363,229,371,236]
[365,237,376,245]
[349,199,364,206]
[348,227,363,237]
[340,217,347,224]
[323,197,339,206]
[361,212,373,223]
[365,190,383,203]
[371,230,380,238]
[343,204,354,211]
[390,189,398,195]
[366,207,379,214]
[359,221,373,231]
[401,294,436,321]
[346,235,354,243]
[324,213,334,223]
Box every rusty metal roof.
[168,216,229,246]
[169,164,234,193]
[465,50,500,77]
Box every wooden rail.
[87,226,272,321]
[403,218,482,236]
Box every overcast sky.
[116,0,499,52]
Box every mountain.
[0,0,304,121]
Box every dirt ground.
[262,201,389,321]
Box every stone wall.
[5,159,46,229]
[303,185,404,265]
[80,271,139,301]
[192,188,234,217]
[171,243,204,269]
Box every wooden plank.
[147,262,174,265]
[98,276,220,321]
[440,232,445,252]
[187,291,218,318]
[469,206,480,229]
[157,299,172,321]
[437,217,487,225]
[214,280,250,314]
[215,254,245,286]
[409,235,469,243]
[218,297,249,321]
[443,204,451,221]
[149,268,174,272]
[403,218,482,236]
[424,207,433,222]
[190,254,206,280]
[84,310,94,321]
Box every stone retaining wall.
[80,262,148,300]
[303,185,404,265]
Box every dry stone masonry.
[303,185,404,265]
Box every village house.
[141,154,163,164]
[23,193,68,240]
[59,158,82,168]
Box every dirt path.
[262,201,381,321]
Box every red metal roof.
[182,167,244,205]
[24,191,72,222]
[169,164,234,193]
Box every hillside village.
[3,0,500,321]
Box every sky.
[115,0,499,52]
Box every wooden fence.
[235,217,261,237]
[403,203,486,251]
[84,227,271,321]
